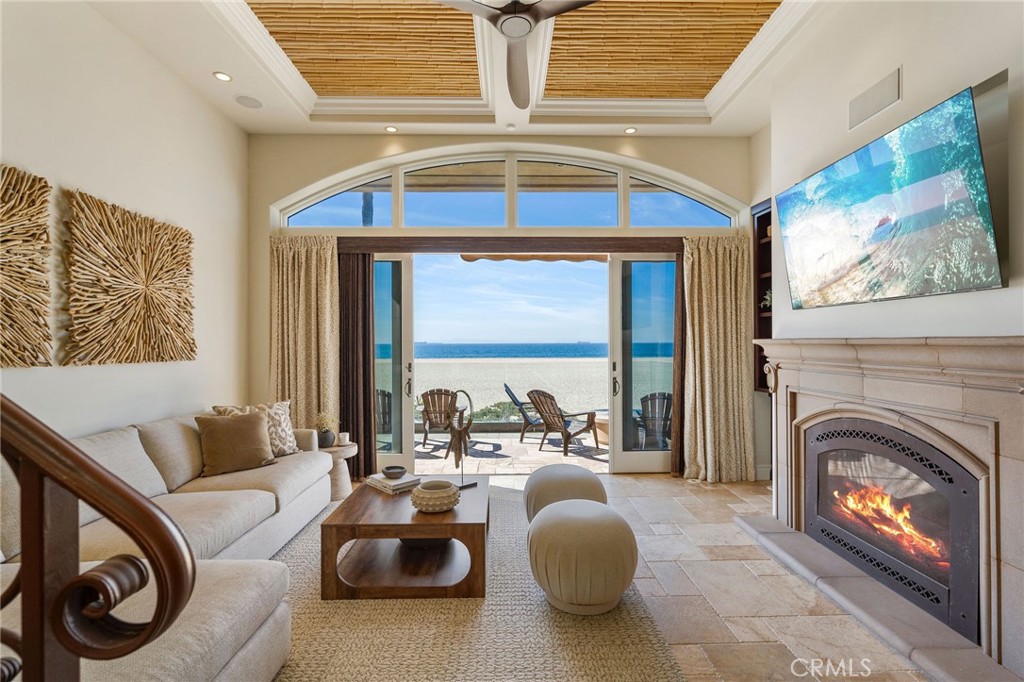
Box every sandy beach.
[394,357,672,415]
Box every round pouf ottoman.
[523,463,607,522]
[528,499,637,615]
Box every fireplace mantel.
[754,336,1024,678]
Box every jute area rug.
[273,484,684,681]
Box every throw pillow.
[195,411,276,477]
[213,400,300,456]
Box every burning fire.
[832,484,949,569]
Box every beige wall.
[247,134,752,400]
[0,2,249,437]
[769,1,1024,339]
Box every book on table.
[365,473,420,495]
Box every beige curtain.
[270,236,339,430]
[682,235,755,482]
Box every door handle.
[612,377,620,397]
[404,378,412,397]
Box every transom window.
[286,154,732,228]
[287,176,392,227]
[404,161,505,228]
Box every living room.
[1,1,1021,681]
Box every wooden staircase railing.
[0,395,196,682]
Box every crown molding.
[312,97,492,117]
[204,0,317,114]
[705,0,819,117]
[532,98,709,119]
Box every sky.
[386,255,678,345]
[412,255,610,343]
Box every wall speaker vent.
[849,68,902,130]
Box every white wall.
[247,134,752,400]
[770,1,1024,339]
[0,2,249,437]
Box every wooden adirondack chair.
[503,383,542,442]
[420,388,459,458]
[526,389,599,457]
[640,392,673,449]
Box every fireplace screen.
[805,418,979,643]
[821,451,950,585]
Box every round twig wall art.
[0,164,53,367]
[63,190,196,365]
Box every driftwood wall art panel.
[0,164,53,367]
[63,191,196,365]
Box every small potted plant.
[314,411,337,448]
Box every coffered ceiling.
[247,1,481,97]
[544,1,781,99]
[92,0,820,136]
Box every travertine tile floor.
[494,473,929,682]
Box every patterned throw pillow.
[213,400,300,457]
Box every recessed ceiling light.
[213,71,233,82]
[624,127,638,135]
[235,95,263,109]
[385,126,399,133]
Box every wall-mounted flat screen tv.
[776,88,1001,309]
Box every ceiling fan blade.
[506,39,530,109]
[532,0,601,21]
[433,0,502,26]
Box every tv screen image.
[776,88,1001,309]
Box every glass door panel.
[374,258,414,471]
[610,256,675,472]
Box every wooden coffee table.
[321,475,489,600]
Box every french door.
[373,256,416,472]
[608,255,677,473]
[371,251,677,475]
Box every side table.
[322,444,359,500]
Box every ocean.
[376,342,672,359]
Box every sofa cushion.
[135,414,206,491]
[195,412,276,477]
[73,427,169,526]
[79,490,276,561]
[1,558,288,682]
[175,450,331,512]
[213,401,300,457]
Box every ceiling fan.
[434,0,600,110]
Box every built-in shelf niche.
[752,199,772,392]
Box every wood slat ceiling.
[246,1,480,97]
[545,0,782,99]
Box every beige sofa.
[0,411,333,681]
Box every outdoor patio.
[414,430,609,475]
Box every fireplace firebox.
[805,418,979,643]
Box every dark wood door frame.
[336,236,682,254]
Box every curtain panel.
[270,236,339,432]
[680,235,755,482]
[338,252,377,480]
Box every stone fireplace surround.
[751,337,1024,680]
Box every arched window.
[404,161,505,227]
[283,153,734,229]
[629,177,731,227]
[287,176,391,227]
[517,161,618,227]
